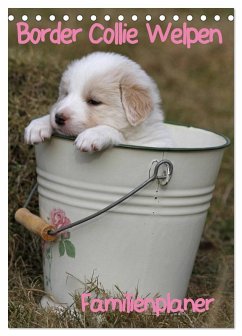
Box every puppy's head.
[50,52,161,136]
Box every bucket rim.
[52,123,231,152]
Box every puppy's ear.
[121,82,153,127]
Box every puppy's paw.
[74,129,111,152]
[24,116,52,144]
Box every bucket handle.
[15,160,173,241]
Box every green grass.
[8,8,233,328]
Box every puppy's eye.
[87,99,102,106]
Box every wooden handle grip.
[15,208,57,241]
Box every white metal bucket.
[35,124,229,306]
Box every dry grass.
[8,8,233,328]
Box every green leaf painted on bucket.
[64,240,75,258]
[58,240,65,257]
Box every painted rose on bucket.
[50,208,76,258]
[50,208,70,238]
[50,208,71,229]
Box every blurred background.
[9,8,234,328]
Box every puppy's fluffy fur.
[25,52,174,151]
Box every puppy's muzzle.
[55,113,67,126]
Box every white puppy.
[25,52,174,151]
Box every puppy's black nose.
[55,113,66,126]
